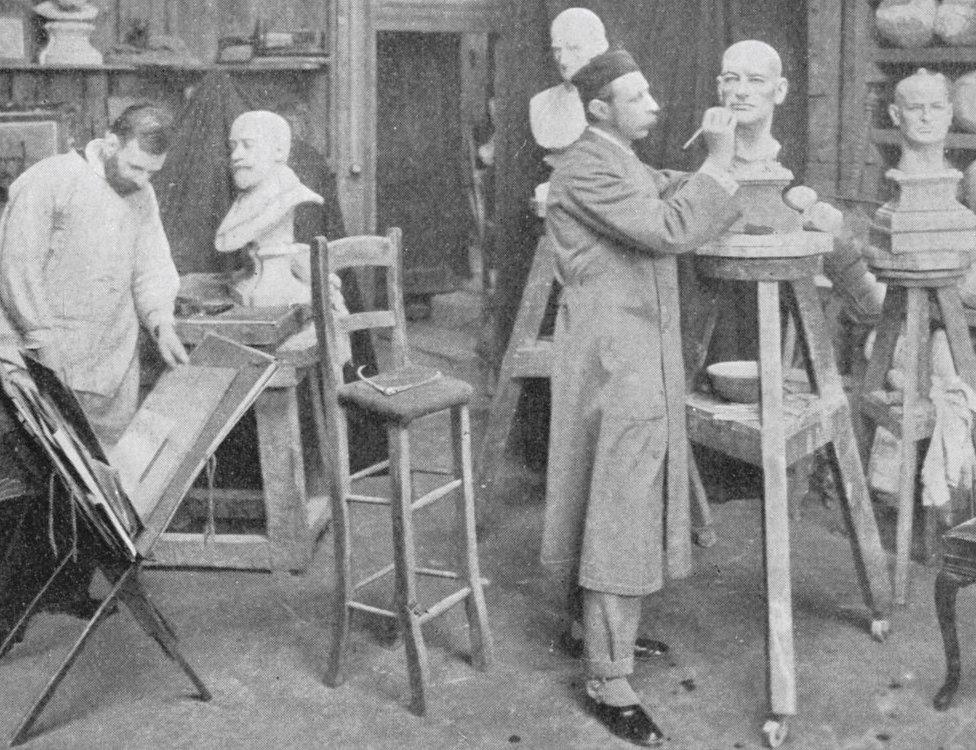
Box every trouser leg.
[583,588,643,706]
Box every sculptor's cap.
[571,49,640,108]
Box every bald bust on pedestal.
[717,39,886,329]
[717,40,789,176]
[529,8,609,153]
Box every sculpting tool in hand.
[681,107,734,150]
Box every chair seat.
[944,518,976,568]
[337,368,473,423]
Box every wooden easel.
[477,235,717,547]
[688,250,893,747]
[0,336,274,745]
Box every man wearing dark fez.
[541,48,739,746]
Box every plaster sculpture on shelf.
[935,0,976,46]
[951,70,976,134]
[875,0,938,49]
[216,110,326,308]
[34,0,103,65]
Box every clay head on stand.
[888,68,953,175]
[718,40,788,177]
[216,110,324,308]
[716,40,801,234]
[870,68,976,273]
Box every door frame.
[332,0,503,235]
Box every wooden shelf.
[874,46,976,65]
[871,128,976,149]
[0,58,330,74]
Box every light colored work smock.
[0,141,179,443]
[541,127,738,597]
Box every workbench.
[149,282,331,574]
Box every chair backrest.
[310,228,408,391]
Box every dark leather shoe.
[587,699,664,747]
[559,632,669,660]
[633,637,669,659]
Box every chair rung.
[416,567,459,580]
[418,587,472,625]
[347,493,391,506]
[349,600,397,619]
[413,467,454,477]
[412,479,462,512]
[351,459,390,481]
[354,563,395,590]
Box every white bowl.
[707,360,759,403]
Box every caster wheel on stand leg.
[762,717,789,748]
[871,618,891,642]
[693,526,717,548]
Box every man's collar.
[83,138,107,180]
[587,126,635,155]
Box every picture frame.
[0,0,32,63]
[0,108,70,203]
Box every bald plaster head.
[229,110,292,192]
[550,7,609,82]
[889,68,952,152]
[718,40,787,128]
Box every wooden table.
[149,324,331,574]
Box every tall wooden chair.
[310,230,492,715]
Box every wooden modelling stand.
[858,257,976,606]
[477,235,717,547]
[688,244,893,747]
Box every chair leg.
[388,423,430,716]
[934,568,973,710]
[326,412,354,689]
[451,406,493,671]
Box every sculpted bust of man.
[717,40,789,177]
[529,7,608,152]
[888,68,953,174]
[216,110,324,307]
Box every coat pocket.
[597,307,666,421]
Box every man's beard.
[103,154,140,196]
